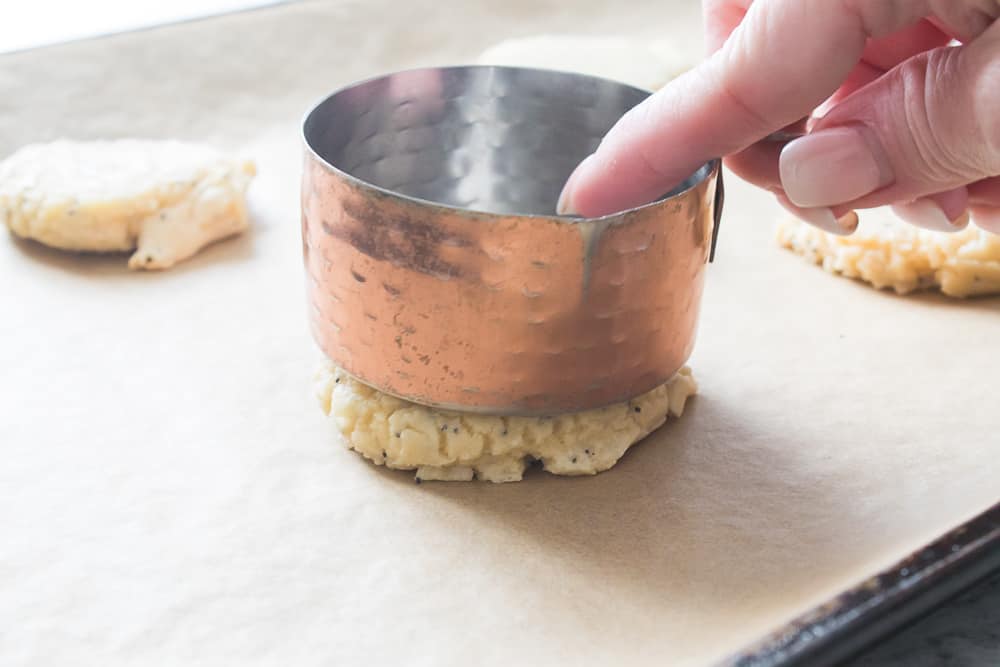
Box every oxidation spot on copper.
[691,197,708,249]
[364,312,377,321]
[333,197,469,279]
[351,270,367,283]
[521,394,550,409]
[382,283,402,297]
[431,268,456,281]
[531,260,549,269]
[440,235,472,248]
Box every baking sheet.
[1,1,998,665]
[733,502,1000,666]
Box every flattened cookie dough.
[477,35,694,90]
[0,139,256,270]
[316,362,697,483]
[777,208,1000,298]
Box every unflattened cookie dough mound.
[0,139,256,270]
[776,208,1000,298]
[316,362,697,483]
[477,35,694,91]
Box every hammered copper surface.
[301,66,722,415]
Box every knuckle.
[595,102,666,182]
[628,105,674,182]
[888,51,985,183]
[842,0,908,37]
[716,78,774,138]
[972,57,1000,169]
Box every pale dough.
[315,362,697,483]
[0,139,256,270]
[776,208,1000,298]
[477,34,694,90]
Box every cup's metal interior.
[304,66,713,216]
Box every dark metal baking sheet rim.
[723,500,1000,667]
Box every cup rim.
[301,64,719,223]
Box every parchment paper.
[1,1,997,665]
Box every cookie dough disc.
[776,208,1000,298]
[315,363,698,483]
[0,139,256,270]
[477,35,694,90]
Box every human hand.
[556,0,1000,234]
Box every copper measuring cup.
[302,66,723,415]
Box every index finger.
[559,0,931,217]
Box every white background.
[0,0,287,54]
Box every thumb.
[779,21,1000,216]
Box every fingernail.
[557,155,594,216]
[556,184,576,216]
[891,200,969,232]
[776,194,858,236]
[780,126,892,208]
[971,207,1000,234]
